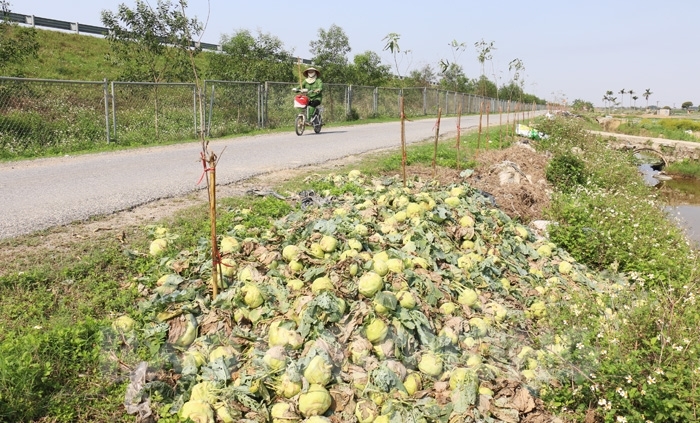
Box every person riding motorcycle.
[299,67,323,118]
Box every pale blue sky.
[14,0,699,108]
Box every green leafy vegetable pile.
[111,169,624,423]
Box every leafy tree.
[682,101,693,111]
[0,1,39,75]
[643,88,653,108]
[438,39,467,79]
[632,95,638,109]
[475,75,497,98]
[348,50,391,86]
[501,81,524,102]
[438,63,474,93]
[309,24,351,82]
[506,58,524,102]
[627,89,635,108]
[404,64,436,87]
[382,32,412,84]
[101,0,202,82]
[618,88,626,108]
[474,39,495,96]
[571,99,593,112]
[208,29,294,82]
[605,90,614,113]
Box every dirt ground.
[0,142,552,270]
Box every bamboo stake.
[206,151,219,299]
[432,107,442,178]
[178,0,222,300]
[401,96,407,187]
[506,100,511,139]
[498,104,502,149]
[456,103,462,171]
[486,102,491,145]
[476,100,483,157]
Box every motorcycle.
[292,88,323,136]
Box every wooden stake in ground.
[401,96,407,187]
[498,104,503,149]
[200,149,220,299]
[179,1,222,301]
[432,107,442,177]
[486,102,491,145]
[456,103,462,171]
[506,100,511,139]
[476,100,483,157]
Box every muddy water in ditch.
[640,163,700,247]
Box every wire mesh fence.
[0,77,108,159]
[347,86,376,119]
[110,82,198,145]
[0,76,546,158]
[204,80,262,137]
[264,81,300,129]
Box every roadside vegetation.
[4,2,700,422]
[2,117,700,422]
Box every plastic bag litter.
[124,361,153,422]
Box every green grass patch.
[666,158,700,178]
[615,117,700,142]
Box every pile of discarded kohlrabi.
[112,169,624,423]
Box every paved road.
[0,113,540,240]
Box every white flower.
[654,368,664,375]
[647,376,656,385]
[33,325,43,330]
[617,416,627,422]
[598,398,607,406]
[625,375,633,384]
[616,387,628,398]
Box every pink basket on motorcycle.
[294,95,309,108]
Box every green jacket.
[302,78,323,102]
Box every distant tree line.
[3,0,545,105]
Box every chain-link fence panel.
[110,82,197,145]
[204,80,261,137]
[402,88,426,118]
[425,88,441,116]
[0,77,108,159]
[443,91,459,115]
[322,83,349,123]
[264,82,300,129]
[348,86,375,119]
[377,87,401,118]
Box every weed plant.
[616,118,700,142]
[666,158,700,179]
[534,116,700,422]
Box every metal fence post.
[260,81,270,128]
[103,78,111,144]
[373,87,378,117]
[208,84,215,137]
[193,85,197,137]
[110,81,117,139]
